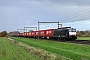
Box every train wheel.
[62,38,66,41]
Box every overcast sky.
[0,0,90,32]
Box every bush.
[0,31,8,37]
[77,30,90,37]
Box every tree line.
[0,31,8,37]
[77,30,90,37]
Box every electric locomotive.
[54,27,77,40]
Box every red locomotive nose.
[70,34,75,36]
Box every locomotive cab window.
[69,29,76,32]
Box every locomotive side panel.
[54,29,69,38]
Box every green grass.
[77,37,90,40]
[10,37,90,60]
[0,37,42,60]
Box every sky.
[0,0,90,32]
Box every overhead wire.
[59,8,90,23]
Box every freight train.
[9,27,77,40]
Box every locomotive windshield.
[69,29,76,32]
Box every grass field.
[10,37,90,60]
[0,37,42,60]
[77,37,90,40]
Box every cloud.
[31,0,90,6]
[0,0,90,32]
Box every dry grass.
[20,42,57,60]
[8,38,57,60]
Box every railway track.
[48,39,90,45]
[67,40,90,45]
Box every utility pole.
[17,29,27,32]
[38,21,62,40]
[17,29,27,37]
[24,27,37,32]
[38,21,40,40]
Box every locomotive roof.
[58,27,71,29]
[57,27,76,30]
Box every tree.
[0,31,8,37]
[77,31,82,37]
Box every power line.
[60,8,90,20]
[60,8,90,23]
